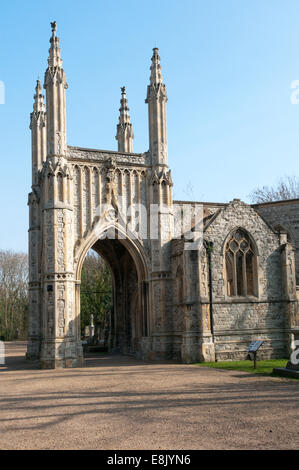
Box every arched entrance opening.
[80,250,112,349]
[76,230,149,358]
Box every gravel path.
[0,342,298,450]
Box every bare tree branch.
[248,176,299,203]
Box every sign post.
[246,341,264,369]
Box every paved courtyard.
[0,342,298,450]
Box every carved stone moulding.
[44,273,74,281]
[29,282,41,288]
[41,156,73,179]
[67,146,150,167]
[150,168,173,186]
[151,271,172,281]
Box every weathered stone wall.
[201,199,294,360]
[169,199,297,362]
[253,199,299,283]
[27,190,42,360]
[170,239,185,359]
[68,147,149,247]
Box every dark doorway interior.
[80,237,146,357]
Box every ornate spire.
[30,80,47,184]
[119,87,131,125]
[30,80,46,128]
[116,86,134,153]
[145,48,168,167]
[47,20,63,68]
[150,48,163,85]
[44,21,67,85]
[44,21,68,157]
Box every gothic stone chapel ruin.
[27,22,299,368]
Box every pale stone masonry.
[116,87,134,153]
[253,199,299,283]
[27,23,298,368]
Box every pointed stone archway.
[75,224,150,358]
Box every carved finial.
[119,86,130,120]
[51,21,57,35]
[36,79,42,93]
[30,78,46,131]
[150,47,163,85]
[116,86,134,152]
[33,79,45,113]
[46,20,63,69]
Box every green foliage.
[0,250,29,340]
[195,359,289,376]
[80,251,112,336]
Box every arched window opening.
[225,229,257,297]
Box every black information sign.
[246,340,264,353]
[246,341,264,369]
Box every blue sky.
[0,0,298,252]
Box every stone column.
[26,191,42,360]
[40,158,83,368]
[39,22,83,368]
[26,81,47,361]
[146,48,174,359]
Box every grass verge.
[195,359,291,377]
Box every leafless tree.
[248,176,299,203]
[182,180,195,200]
[0,250,28,340]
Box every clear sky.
[0,0,298,253]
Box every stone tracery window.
[225,229,256,297]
